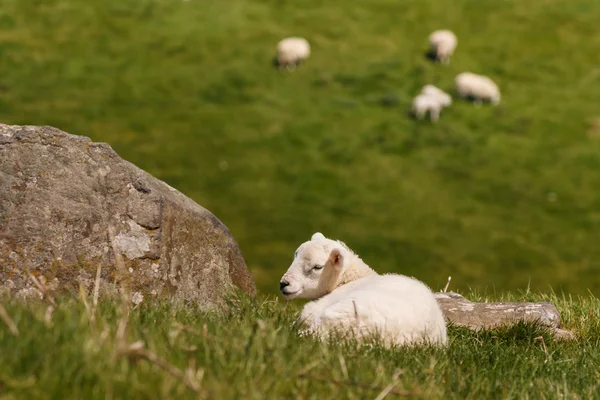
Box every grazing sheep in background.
[276,37,311,70]
[421,84,452,107]
[411,85,452,122]
[412,94,444,122]
[455,72,501,105]
[428,30,457,64]
[279,232,448,347]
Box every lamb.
[279,232,448,347]
[455,72,501,105]
[411,85,452,122]
[275,37,311,70]
[428,30,457,64]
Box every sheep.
[455,72,501,105]
[412,94,444,122]
[279,232,448,347]
[275,37,311,70]
[421,84,452,107]
[428,30,457,64]
[411,85,452,122]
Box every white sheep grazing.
[279,232,448,347]
[412,94,444,122]
[421,84,452,107]
[428,30,457,64]
[276,37,311,70]
[455,72,501,105]
[411,85,452,122]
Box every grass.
[3,1,600,398]
[1,291,599,399]
[1,0,600,295]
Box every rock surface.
[0,124,256,307]
[434,292,574,339]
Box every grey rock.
[0,124,255,308]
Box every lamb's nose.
[280,280,290,291]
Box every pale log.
[434,292,574,339]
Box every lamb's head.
[279,232,348,300]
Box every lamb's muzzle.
[279,280,294,296]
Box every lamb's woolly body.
[280,232,447,347]
[429,30,457,64]
[300,274,447,346]
[455,72,501,105]
[276,37,311,70]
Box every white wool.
[455,72,501,105]
[411,85,452,122]
[421,84,452,107]
[280,233,447,347]
[412,94,443,122]
[429,30,457,64]
[276,37,311,70]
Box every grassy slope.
[1,0,600,294]
[1,292,600,399]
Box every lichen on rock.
[0,124,256,308]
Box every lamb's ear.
[327,248,344,269]
[311,232,326,241]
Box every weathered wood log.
[434,292,575,340]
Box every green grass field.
[2,2,600,396]
[1,0,600,295]
[1,292,599,399]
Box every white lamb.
[455,72,501,105]
[276,37,311,70]
[428,30,457,64]
[411,85,452,122]
[279,232,447,347]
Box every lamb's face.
[279,234,337,300]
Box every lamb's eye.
[312,265,324,271]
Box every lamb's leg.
[317,249,344,295]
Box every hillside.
[1,0,600,294]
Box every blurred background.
[3,0,600,296]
